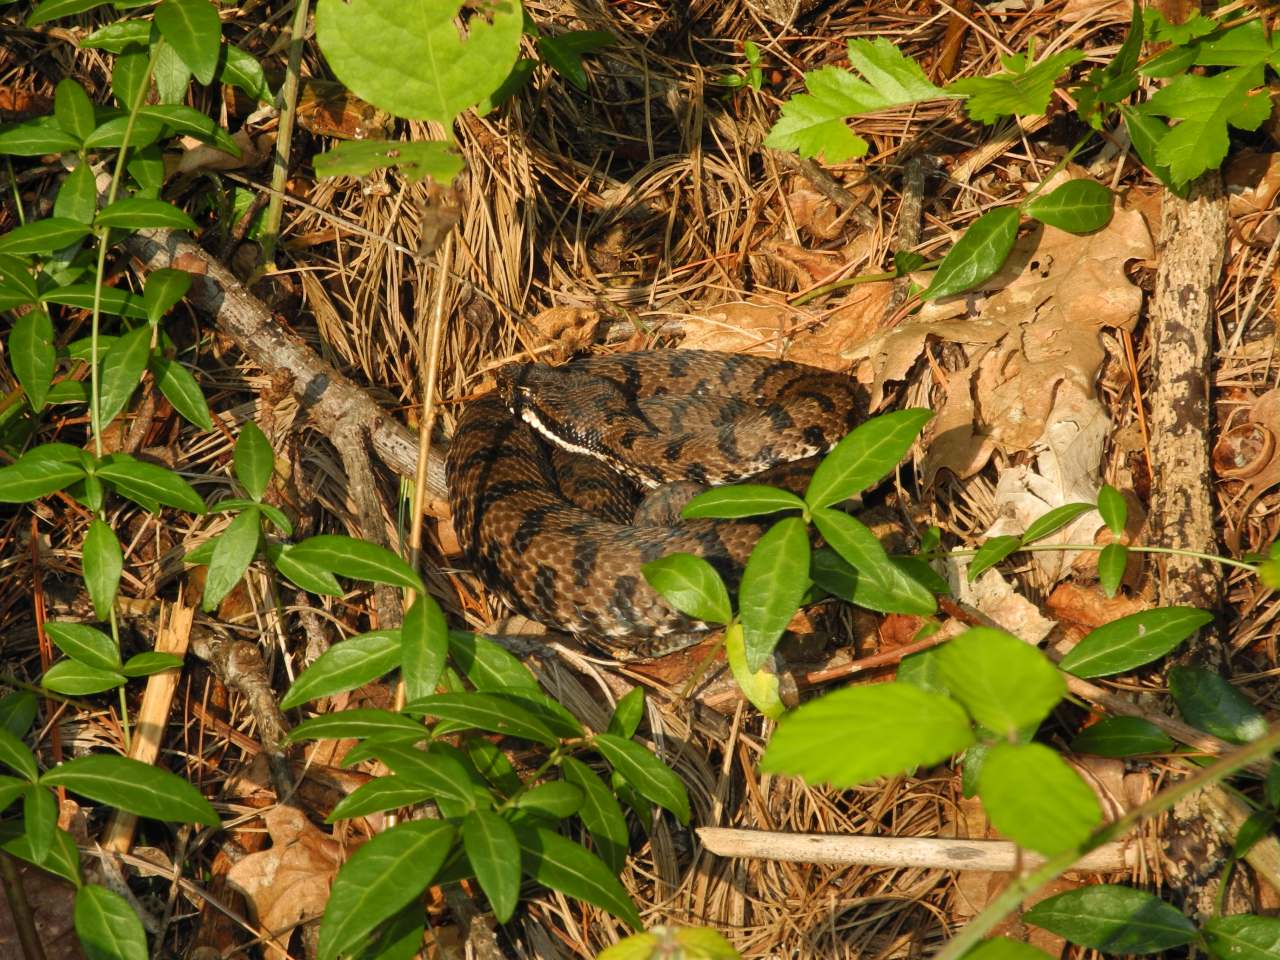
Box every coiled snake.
[446,350,868,657]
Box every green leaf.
[978,742,1101,856]
[45,621,120,672]
[286,707,422,744]
[0,691,38,738]
[97,323,152,427]
[924,207,1021,301]
[97,198,197,231]
[111,49,150,108]
[1058,607,1212,678]
[81,19,153,52]
[948,49,1086,123]
[121,651,184,677]
[0,218,92,255]
[762,681,974,787]
[83,519,123,619]
[84,114,166,150]
[233,420,273,500]
[935,627,1065,735]
[0,117,82,157]
[1021,502,1097,544]
[328,776,434,822]
[40,283,149,319]
[511,781,582,819]
[142,267,192,325]
[25,0,112,24]
[969,535,1022,580]
[75,884,148,960]
[465,738,523,797]
[139,104,239,154]
[313,140,465,185]
[1203,914,1280,960]
[9,308,56,411]
[154,0,222,84]
[404,692,558,747]
[515,825,643,929]
[202,506,261,612]
[0,819,81,884]
[97,456,207,513]
[810,509,936,615]
[0,729,38,781]
[561,756,629,874]
[725,621,785,719]
[370,742,478,807]
[463,810,520,922]
[1070,716,1174,758]
[446,630,540,692]
[806,409,933,508]
[1024,180,1113,233]
[598,926,741,960]
[739,516,809,671]
[0,254,39,308]
[268,542,344,595]
[764,39,949,163]
[287,534,424,592]
[1024,884,1197,953]
[681,483,807,519]
[593,733,690,825]
[54,162,97,225]
[536,29,613,91]
[1169,666,1267,744]
[641,553,732,625]
[607,687,644,739]
[1096,484,1127,535]
[280,631,401,709]
[149,355,214,431]
[41,753,220,825]
[317,821,456,960]
[0,777,24,813]
[315,0,524,126]
[54,78,95,142]
[218,44,272,102]
[0,457,85,502]
[1098,543,1127,598]
[401,593,448,701]
[961,940,1056,960]
[24,783,57,863]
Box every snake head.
[494,360,629,456]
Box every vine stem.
[934,721,1280,959]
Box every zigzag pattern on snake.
[446,350,868,657]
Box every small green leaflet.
[948,48,1085,123]
[765,38,951,163]
[313,140,465,185]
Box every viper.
[446,350,867,657]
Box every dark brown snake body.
[446,350,867,656]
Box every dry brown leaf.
[529,306,601,361]
[678,299,793,355]
[170,129,272,176]
[225,806,345,956]
[786,186,843,240]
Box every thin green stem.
[935,722,1280,959]
[259,0,310,267]
[1021,130,1094,205]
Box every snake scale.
[446,350,868,657]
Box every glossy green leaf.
[25,0,113,25]
[0,254,39,308]
[641,553,732,625]
[54,162,97,225]
[218,44,272,102]
[948,48,1085,123]
[510,781,582,819]
[328,776,433,822]
[121,652,184,677]
[286,707,422,744]
[23,784,57,864]
[607,687,645,739]
[466,738,523,797]
[739,516,809,671]
[446,630,539,692]
[268,542,344,596]
[142,267,192,325]
[1203,914,1280,960]
[963,938,1057,960]
[536,29,613,91]
[370,742,477,808]
[155,0,223,83]
[1070,716,1174,758]
[681,483,806,519]
[75,884,148,960]
[593,733,690,825]
[725,620,785,719]
[317,820,455,960]
[598,926,741,960]
[968,535,1022,580]
[0,691,38,738]
[83,114,165,150]
[936,627,1064,735]
[401,593,448,702]
[810,508,937,615]
[1059,607,1212,678]
[805,409,933,508]
[97,456,207,513]
[97,198,197,231]
[82,519,123,619]
[43,659,126,695]
[1021,502,1096,544]
[233,420,272,500]
[288,534,424,592]
[1024,884,1197,953]
[81,19,153,52]
[40,283,149,318]
[0,729,38,781]
[153,41,193,104]
[111,50,150,108]
[97,324,152,427]
[45,621,120,672]
[53,79,95,141]
[405,692,558,747]
[41,754,219,825]
[0,117,82,156]
[202,507,261,611]
[978,742,1101,856]
[0,218,92,255]
[923,207,1020,301]
[1097,484,1127,535]
[561,756,629,874]
[463,810,520,922]
[1024,179,1113,233]
[149,355,214,431]
[1169,666,1267,744]
[0,777,25,813]
[9,307,56,411]
[279,632,402,709]
[762,681,974,787]
[0,820,81,884]
[1098,542,1127,598]
[515,825,642,929]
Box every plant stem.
[258,0,310,267]
[934,722,1280,959]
